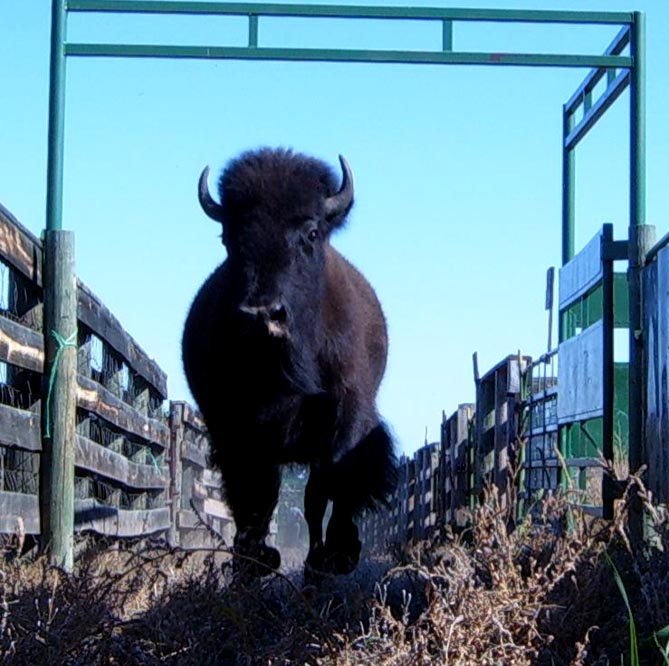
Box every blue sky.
[1,1,668,454]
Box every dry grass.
[1,484,668,665]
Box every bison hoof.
[305,537,361,576]
[234,542,281,578]
[305,543,327,573]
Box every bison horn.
[324,155,354,220]
[198,166,225,222]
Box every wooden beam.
[77,375,169,448]
[74,499,170,536]
[40,229,77,571]
[0,317,44,372]
[78,284,167,398]
[75,435,167,489]
[0,403,41,451]
[0,204,42,285]
[0,491,40,534]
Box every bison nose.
[239,301,288,324]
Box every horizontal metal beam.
[565,69,630,150]
[67,1,634,25]
[65,43,633,68]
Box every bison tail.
[331,423,398,516]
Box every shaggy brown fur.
[182,148,397,576]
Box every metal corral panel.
[557,320,604,423]
[559,229,603,310]
[644,244,669,503]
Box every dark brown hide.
[182,148,396,576]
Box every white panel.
[559,229,603,310]
[557,320,604,423]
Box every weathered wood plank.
[77,375,169,448]
[557,320,604,424]
[644,244,669,503]
[0,491,40,534]
[0,322,169,450]
[183,437,209,468]
[78,284,167,399]
[0,204,42,285]
[178,401,206,431]
[203,497,232,521]
[0,403,41,451]
[167,401,185,546]
[202,468,222,488]
[75,436,167,490]
[177,508,233,531]
[0,316,44,372]
[559,228,604,310]
[74,499,170,537]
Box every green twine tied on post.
[44,329,77,439]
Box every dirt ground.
[1,486,668,666]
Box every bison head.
[197,148,353,394]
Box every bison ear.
[323,155,354,230]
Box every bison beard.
[182,147,397,577]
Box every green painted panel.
[614,272,629,328]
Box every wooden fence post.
[39,230,77,571]
[168,402,184,547]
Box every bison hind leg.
[332,422,398,514]
[307,423,397,576]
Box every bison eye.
[307,228,319,243]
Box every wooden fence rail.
[0,203,232,548]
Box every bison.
[182,147,397,576]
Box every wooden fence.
[643,236,669,505]
[360,358,529,553]
[4,197,668,557]
[362,224,669,554]
[0,202,232,547]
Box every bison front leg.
[223,462,281,577]
[304,467,361,576]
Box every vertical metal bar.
[601,226,614,519]
[631,11,646,233]
[560,106,576,346]
[562,108,575,267]
[248,14,259,48]
[584,90,592,113]
[442,20,453,51]
[46,0,67,233]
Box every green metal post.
[630,12,646,233]
[561,109,575,268]
[560,107,575,345]
[46,0,67,233]
[41,0,77,572]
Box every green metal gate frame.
[43,0,648,565]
